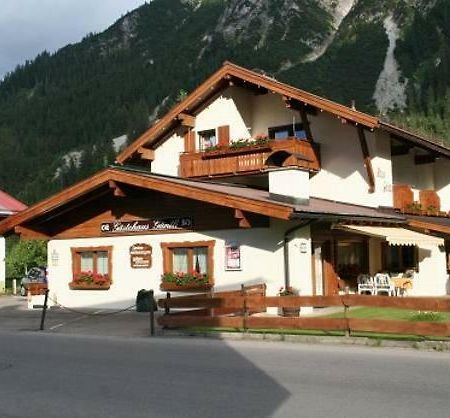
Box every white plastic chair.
[374,273,395,296]
[357,274,374,295]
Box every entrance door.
[322,241,339,296]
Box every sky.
[0,0,147,78]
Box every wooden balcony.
[179,138,320,178]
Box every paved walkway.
[0,295,158,337]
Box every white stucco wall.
[392,152,435,191]
[47,221,313,309]
[195,86,251,144]
[434,159,450,212]
[251,93,300,136]
[410,244,449,296]
[268,168,309,201]
[151,132,184,177]
[309,114,394,207]
[0,237,5,293]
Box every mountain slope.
[0,0,449,204]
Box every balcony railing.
[179,137,320,178]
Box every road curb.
[161,330,450,352]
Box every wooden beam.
[177,113,196,128]
[137,147,155,161]
[414,154,436,165]
[234,209,251,228]
[109,180,126,197]
[357,126,375,194]
[14,226,50,240]
[299,106,314,143]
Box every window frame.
[268,123,305,140]
[198,129,217,151]
[71,246,113,279]
[161,241,215,282]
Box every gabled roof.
[0,189,27,216]
[116,61,450,164]
[0,166,405,236]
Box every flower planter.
[202,144,271,159]
[69,282,111,290]
[282,307,300,317]
[160,282,213,292]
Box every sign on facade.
[225,241,241,271]
[101,217,193,234]
[130,244,152,269]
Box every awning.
[336,225,444,246]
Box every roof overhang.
[0,167,295,236]
[407,217,450,236]
[381,122,450,159]
[335,225,444,246]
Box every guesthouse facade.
[0,62,449,308]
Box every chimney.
[268,168,310,204]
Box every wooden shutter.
[419,190,440,211]
[218,125,230,147]
[392,184,413,210]
[184,130,195,153]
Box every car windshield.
[28,268,45,278]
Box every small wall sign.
[225,241,241,271]
[299,240,308,254]
[51,249,59,267]
[130,244,152,269]
[101,217,193,234]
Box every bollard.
[149,289,155,337]
[39,289,49,331]
[12,279,17,295]
[164,292,171,315]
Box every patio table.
[391,277,413,296]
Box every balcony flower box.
[69,271,111,290]
[160,282,213,292]
[202,136,271,159]
[160,272,212,292]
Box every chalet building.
[0,190,27,292]
[0,62,449,309]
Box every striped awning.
[336,225,444,246]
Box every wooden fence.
[157,294,450,337]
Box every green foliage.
[5,239,47,279]
[391,0,450,144]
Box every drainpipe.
[283,219,315,289]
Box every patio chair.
[357,274,374,295]
[374,273,395,296]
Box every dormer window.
[198,129,217,150]
[268,123,306,140]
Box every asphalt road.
[0,333,449,418]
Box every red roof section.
[0,189,27,213]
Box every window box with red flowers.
[160,271,212,292]
[69,271,111,290]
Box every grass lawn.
[323,307,450,322]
